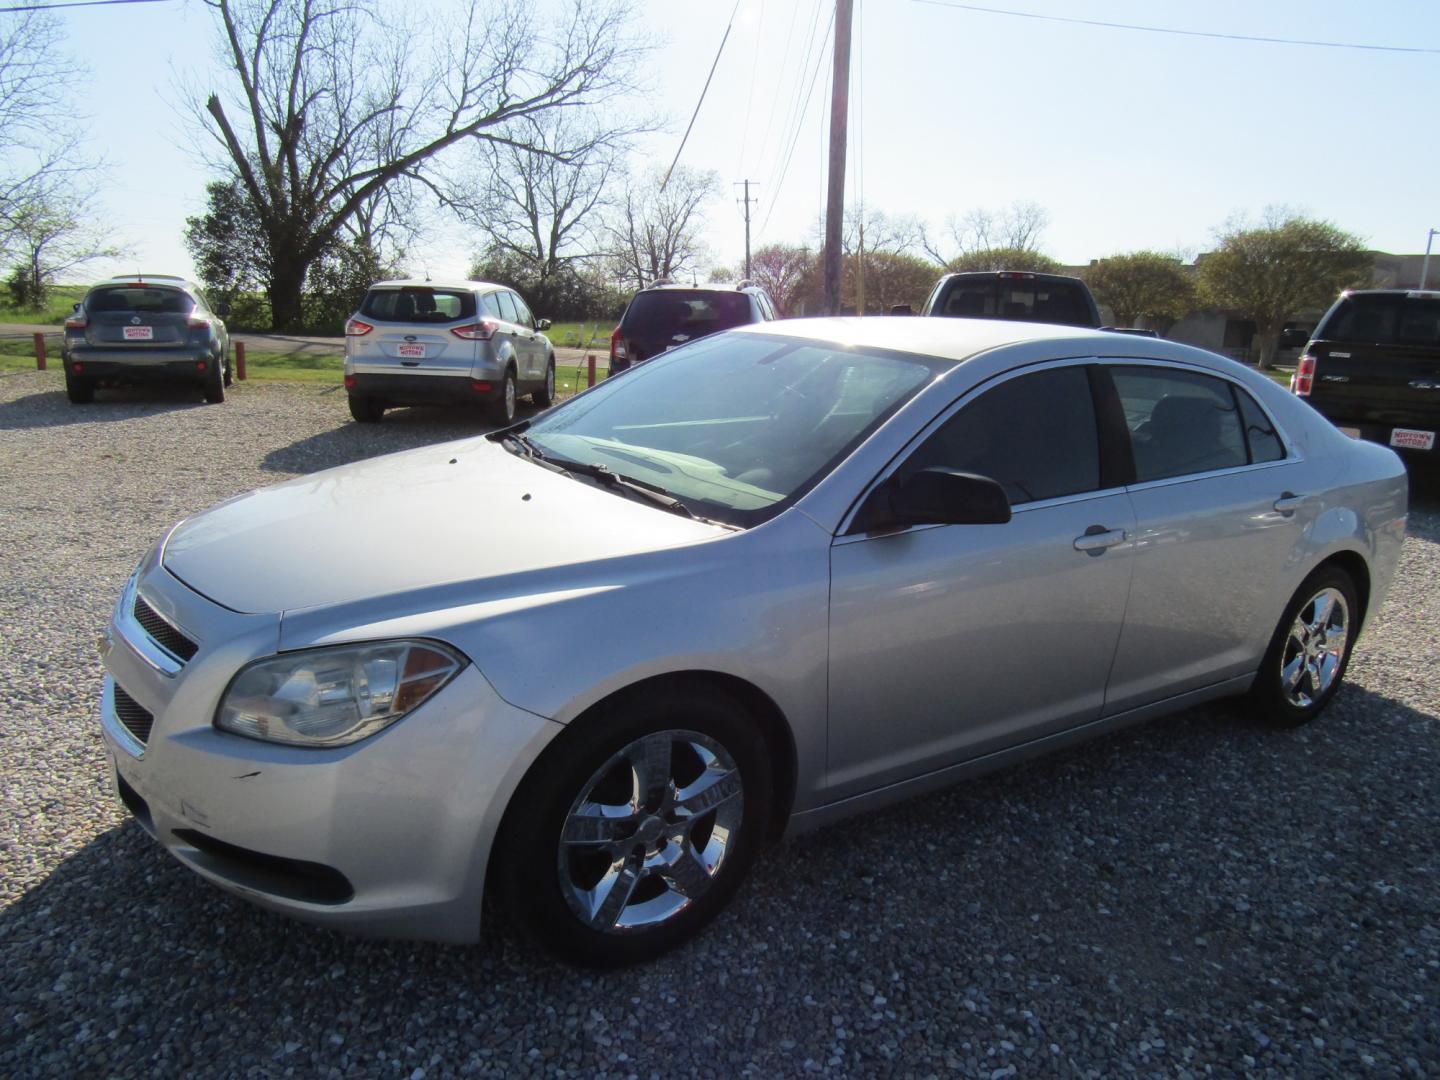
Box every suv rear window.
[87,286,193,314]
[622,291,754,338]
[361,287,476,323]
[935,279,1092,325]
[1317,294,1440,346]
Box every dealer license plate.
[397,343,426,358]
[1390,428,1436,451]
[123,326,153,340]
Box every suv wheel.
[348,395,385,423]
[65,372,94,404]
[533,359,556,408]
[222,351,233,387]
[488,369,517,425]
[202,359,225,404]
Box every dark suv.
[610,281,776,372]
[62,275,232,404]
[920,271,1103,328]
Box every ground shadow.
[0,384,211,430]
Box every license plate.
[1390,427,1435,450]
[123,326,153,340]
[1337,426,1361,439]
[397,343,425,358]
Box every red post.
[33,332,46,371]
[235,341,247,380]
[587,353,596,387]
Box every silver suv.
[344,279,556,425]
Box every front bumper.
[100,559,561,943]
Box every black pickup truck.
[1291,289,1440,460]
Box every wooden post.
[587,353,597,387]
[33,333,46,371]
[235,341,247,380]
[824,0,855,315]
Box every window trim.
[1098,357,1298,492]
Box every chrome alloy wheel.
[504,375,517,420]
[1279,586,1350,708]
[545,364,555,401]
[558,730,744,934]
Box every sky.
[42,0,1440,283]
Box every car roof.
[937,270,1087,286]
[729,315,1236,369]
[367,278,504,292]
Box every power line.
[912,0,1440,55]
[662,0,744,190]
[760,0,828,201]
[759,5,835,236]
[737,0,766,178]
[1,0,168,11]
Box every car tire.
[348,394,385,423]
[222,351,233,387]
[202,359,225,404]
[65,372,94,404]
[532,359,556,408]
[487,368,517,426]
[1249,565,1360,728]
[496,686,772,967]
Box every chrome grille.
[132,594,198,662]
[112,684,154,745]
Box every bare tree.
[836,206,923,258]
[6,182,125,306]
[192,0,645,329]
[922,200,1051,268]
[607,166,720,289]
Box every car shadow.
[0,385,210,430]
[4,683,1434,1076]
[259,404,540,475]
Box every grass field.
[0,287,87,326]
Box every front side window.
[1112,367,1248,482]
[521,333,942,527]
[896,366,1100,505]
[509,293,535,328]
[494,291,520,323]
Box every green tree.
[1199,211,1371,369]
[1084,251,1196,332]
[944,247,1060,273]
[183,179,269,311]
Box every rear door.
[350,286,478,375]
[83,285,195,349]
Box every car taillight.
[451,320,499,341]
[996,272,1036,280]
[610,326,626,361]
[187,316,211,330]
[64,314,88,330]
[1291,353,1317,397]
[345,318,374,336]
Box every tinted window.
[494,291,519,323]
[480,292,502,318]
[87,286,193,314]
[1318,294,1440,346]
[509,292,534,327]
[936,278,1092,326]
[1237,388,1285,463]
[1112,367,1247,482]
[361,287,475,323]
[899,366,1100,505]
[622,290,755,338]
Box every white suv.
[344,279,555,425]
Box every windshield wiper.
[498,430,546,460]
[543,456,700,519]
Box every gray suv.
[62,275,232,404]
[344,279,555,425]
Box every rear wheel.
[65,372,94,404]
[348,394,385,423]
[532,359,556,408]
[487,368,517,425]
[1249,565,1359,727]
[202,358,225,404]
[497,687,771,967]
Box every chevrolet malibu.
[99,318,1408,966]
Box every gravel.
[2,368,1438,1078]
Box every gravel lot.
[1,369,1437,1078]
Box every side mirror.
[537,318,552,331]
[1278,327,1309,349]
[856,468,1012,531]
[72,302,81,312]
[215,302,232,317]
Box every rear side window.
[87,287,193,314]
[899,366,1100,505]
[1317,294,1440,346]
[361,287,475,323]
[936,279,1092,325]
[1237,389,1285,463]
[622,291,755,337]
[1112,367,1248,482]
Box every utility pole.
[735,180,758,280]
[824,0,854,316]
[1421,228,1439,290]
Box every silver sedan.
[99,318,1408,966]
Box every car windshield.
[1318,294,1440,346]
[361,287,476,323]
[520,332,942,528]
[623,290,754,338]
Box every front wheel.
[496,687,772,967]
[532,359,556,408]
[202,359,225,404]
[1249,565,1359,727]
[222,350,233,387]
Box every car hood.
[161,437,727,614]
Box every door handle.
[1073,526,1127,553]
[1273,492,1307,514]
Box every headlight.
[215,640,464,747]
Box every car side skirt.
[782,673,1255,839]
